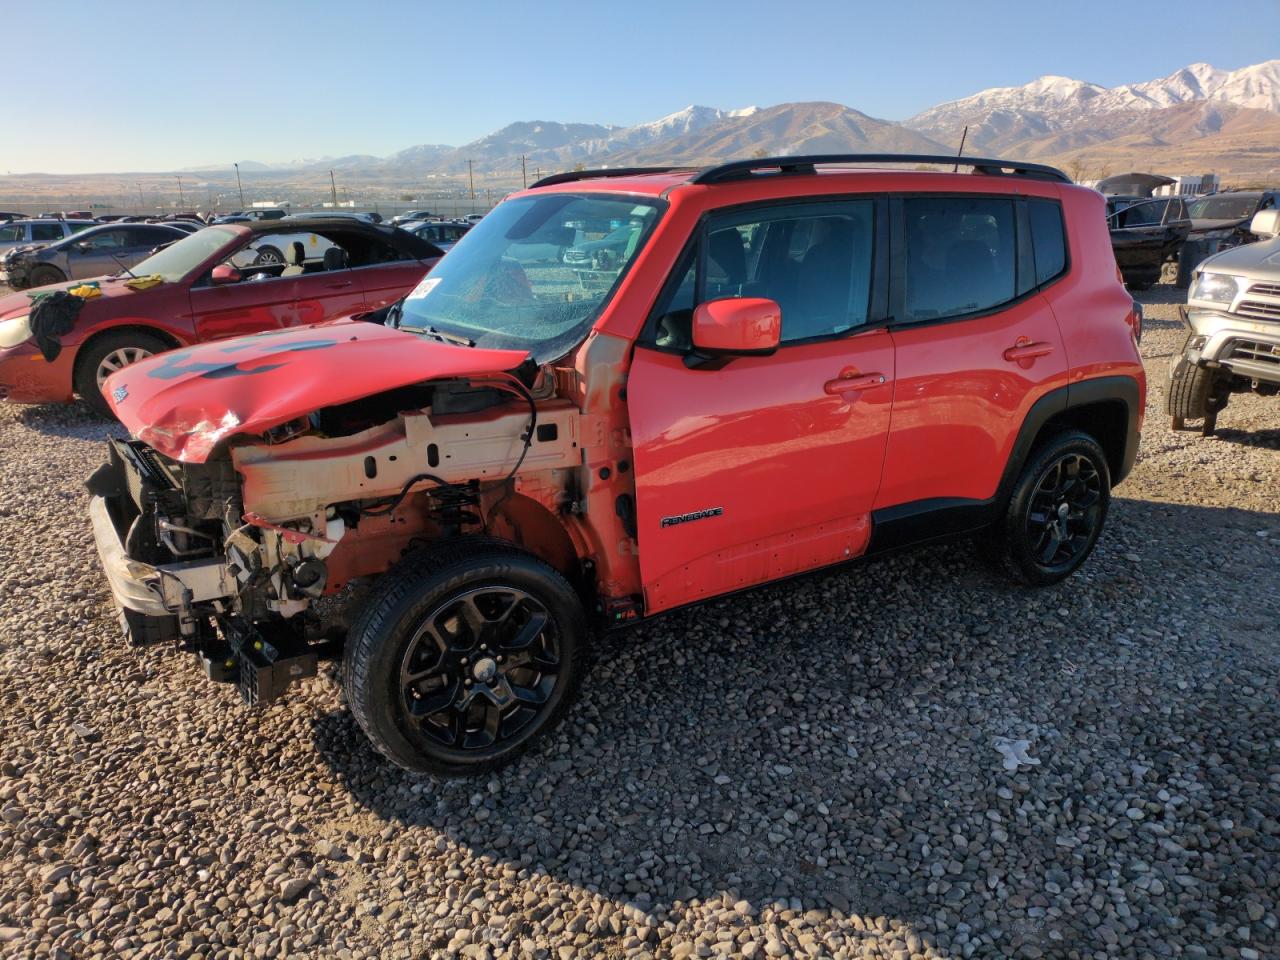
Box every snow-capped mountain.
[906,59,1280,151]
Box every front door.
[628,198,894,614]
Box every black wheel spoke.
[395,584,562,761]
[1023,449,1105,572]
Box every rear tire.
[73,330,170,417]
[343,539,588,776]
[1175,240,1202,290]
[28,265,66,288]
[984,431,1111,587]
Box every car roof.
[246,216,444,258]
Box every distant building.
[250,200,291,209]
[1154,175,1219,197]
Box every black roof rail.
[529,166,697,189]
[691,154,1072,185]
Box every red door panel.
[189,277,301,341]
[876,293,1067,509]
[292,271,367,327]
[359,260,435,311]
[628,330,895,614]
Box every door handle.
[824,370,889,395]
[1003,340,1054,362]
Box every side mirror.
[210,263,242,285]
[689,297,781,365]
[1249,209,1280,238]
[74,241,92,253]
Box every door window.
[903,197,1017,322]
[651,200,876,349]
[31,223,64,242]
[0,224,24,243]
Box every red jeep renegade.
[87,155,1145,775]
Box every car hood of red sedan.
[104,319,531,462]
[0,275,145,321]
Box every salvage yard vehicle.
[1105,196,1191,290]
[0,217,96,255]
[0,218,442,414]
[1177,189,1280,287]
[402,219,472,252]
[1169,209,1280,436]
[0,222,189,289]
[86,154,1145,776]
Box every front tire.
[343,539,588,776]
[1168,356,1224,436]
[28,265,66,288]
[73,330,170,417]
[985,431,1111,586]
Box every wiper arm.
[426,326,474,347]
[109,253,138,279]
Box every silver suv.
[1169,209,1280,435]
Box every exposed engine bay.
[86,371,599,705]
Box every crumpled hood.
[103,319,532,462]
[1189,217,1250,234]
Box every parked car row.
[1101,174,1279,291]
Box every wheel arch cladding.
[1000,377,1141,502]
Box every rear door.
[286,230,367,326]
[354,231,436,310]
[628,198,895,613]
[876,194,1069,518]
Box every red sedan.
[0,217,441,414]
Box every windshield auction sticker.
[407,276,441,301]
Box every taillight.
[1128,300,1143,344]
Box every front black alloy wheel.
[985,430,1111,586]
[399,586,561,754]
[344,539,587,776]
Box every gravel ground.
[0,285,1277,960]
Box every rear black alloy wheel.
[1024,453,1103,571]
[344,540,587,776]
[399,586,561,755]
[984,430,1111,586]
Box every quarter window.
[903,197,1016,321]
[1027,199,1067,286]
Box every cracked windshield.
[397,194,660,360]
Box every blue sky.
[7,0,1278,173]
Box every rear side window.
[903,197,1016,321]
[31,223,64,242]
[1027,199,1067,286]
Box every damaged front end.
[85,352,613,707]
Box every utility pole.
[330,169,338,207]
[234,163,245,207]
[521,155,527,189]
[136,182,144,209]
[176,175,184,208]
[467,159,475,200]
